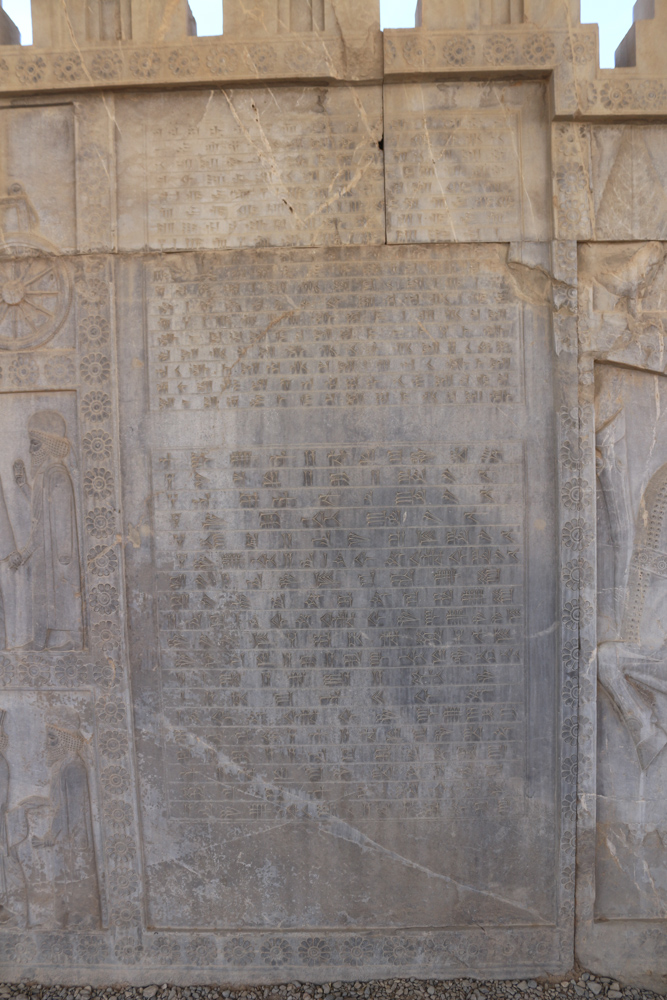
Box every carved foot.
[0,905,18,927]
[44,640,78,652]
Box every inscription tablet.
[115,87,385,252]
[117,243,564,970]
[385,82,550,244]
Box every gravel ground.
[0,974,663,1000]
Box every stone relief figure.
[0,711,27,928]
[597,409,667,770]
[9,410,83,652]
[11,708,100,929]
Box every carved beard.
[45,729,82,765]
[30,447,48,476]
[45,745,65,766]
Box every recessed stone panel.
[385,82,551,244]
[115,87,385,252]
[115,242,567,978]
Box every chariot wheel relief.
[0,235,72,351]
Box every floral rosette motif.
[206,48,241,76]
[599,81,633,111]
[522,34,555,66]
[54,53,85,82]
[636,80,667,110]
[442,36,475,66]
[129,50,162,79]
[563,33,597,65]
[483,34,515,66]
[169,50,200,77]
[81,391,112,423]
[244,44,277,74]
[89,50,123,81]
[44,356,76,385]
[79,315,111,348]
[16,56,46,86]
[402,35,436,69]
[8,355,39,387]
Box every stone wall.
[0,0,664,990]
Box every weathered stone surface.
[117,243,560,960]
[115,87,385,250]
[0,0,665,990]
[385,82,550,243]
[223,0,380,38]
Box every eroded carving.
[0,185,71,350]
[7,410,83,652]
[0,711,27,928]
[592,362,667,937]
[595,406,667,769]
[10,708,100,929]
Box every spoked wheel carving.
[0,234,72,351]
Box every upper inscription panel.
[385,82,551,244]
[115,87,385,252]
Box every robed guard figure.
[9,410,83,651]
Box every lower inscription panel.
[118,244,562,967]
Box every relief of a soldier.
[8,410,83,651]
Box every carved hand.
[12,460,26,489]
[8,552,22,571]
[31,835,54,848]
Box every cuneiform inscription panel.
[385,82,551,244]
[155,440,525,825]
[147,248,523,413]
[119,244,559,943]
[116,87,384,252]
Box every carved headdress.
[45,706,85,756]
[27,410,70,461]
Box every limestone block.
[223,0,379,36]
[0,9,20,45]
[385,81,551,243]
[130,0,197,43]
[415,0,524,30]
[415,0,581,29]
[615,0,667,70]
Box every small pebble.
[0,974,660,1000]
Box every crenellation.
[415,0,524,30]
[30,0,196,48]
[222,0,380,36]
[0,9,19,45]
[615,0,667,70]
